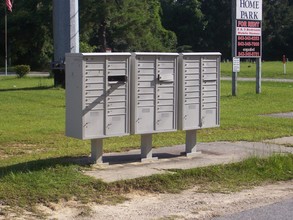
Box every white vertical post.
[91,139,103,163]
[283,63,286,75]
[256,58,262,94]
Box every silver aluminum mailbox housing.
[131,52,179,134]
[66,53,131,140]
[178,53,221,130]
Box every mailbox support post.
[141,134,157,161]
[91,139,103,163]
[185,130,200,157]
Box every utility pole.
[52,0,79,87]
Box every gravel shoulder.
[3,180,291,220]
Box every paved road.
[221,76,293,83]
[1,72,293,82]
[213,198,293,220]
[0,72,50,77]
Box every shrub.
[15,65,30,78]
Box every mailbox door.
[156,55,177,131]
[83,54,130,139]
[180,56,201,130]
[83,56,106,138]
[135,55,156,133]
[105,56,129,136]
[201,56,220,128]
[133,53,178,134]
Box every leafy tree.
[1,0,293,69]
[263,0,293,60]
[160,0,205,52]
[0,0,53,69]
[79,0,177,52]
[200,0,231,58]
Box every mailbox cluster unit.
[66,52,221,162]
[66,53,131,140]
[178,53,220,130]
[131,53,178,134]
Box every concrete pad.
[85,141,293,183]
[262,112,293,119]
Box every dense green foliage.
[0,0,292,69]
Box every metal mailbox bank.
[65,53,131,162]
[65,52,220,163]
[178,53,221,155]
[131,52,179,160]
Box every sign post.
[232,0,263,95]
[232,0,237,96]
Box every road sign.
[234,0,262,58]
[233,57,240,72]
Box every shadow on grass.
[0,156,91,178]
[0,150,186,177]
[0,86,55,92]
[103,151,183,164]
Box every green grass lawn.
[221,61,293,79]
[0,75,292,210]
[0,76,292,162]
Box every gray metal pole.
[91,139,103,163]
[185,130,200,157]
[141,134,158,162]
[231,0,237,96]
[256,58,262,94]
[141,134,153,160]
[53,0,79,87]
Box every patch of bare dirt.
[3,180,292,220]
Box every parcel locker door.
[84,110,104,138]
[201,56,219,128]
[83,56,106,138]
[182,56,201,130]
[105,56,129,136]
[156,55,177,131]
[135,55,156,133]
